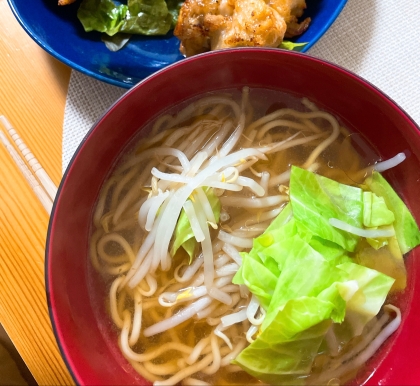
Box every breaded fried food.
[58,0,76,5]
[174,0,310,56]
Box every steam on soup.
[89,88,420,386]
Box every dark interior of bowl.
[46,48,420,385]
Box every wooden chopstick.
[0,116,55,214]
[0,116,57,201]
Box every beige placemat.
[63,0,420,173]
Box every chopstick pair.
[0,115,57,215]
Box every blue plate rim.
[301,0,347,52]
[7,0,128,88]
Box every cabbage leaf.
[365,171,420,254]
[233,167,397,384]
[261,235,348,330]
[233,298,334,384]
[77,0,181,37]
[337,262,395,336]
[232,253,278,310]
[233,262,394,384]
[78,0,128,36]
[363,191,395,227]
[289,165,363,252]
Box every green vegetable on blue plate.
[77,0,182,37]
[279,41,308,51]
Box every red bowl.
[46,48,420,385]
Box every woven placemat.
[63,0,420,173]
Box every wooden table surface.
[0,0,75,384]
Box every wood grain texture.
[0,0,74,384]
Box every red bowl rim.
[45,47,420,385]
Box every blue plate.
[7,0,347,88]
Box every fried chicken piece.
[174,0,310,56]
[277,0,311,37]
[58,0,76,5]
[175,0,286,56]
[174,0,222,57]
[216,0,287,50]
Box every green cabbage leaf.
[289,166,363,252]
[363,191,395,227]
[77,0,182,36]
[365,171,420,254]
[232,167,397,384]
